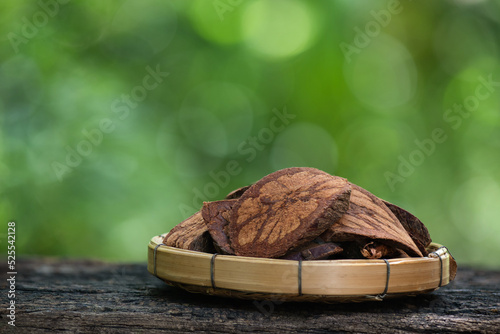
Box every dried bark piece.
[321,184,423,257]
[163,212,214,253]
[449,255,457,281]
[335,241,365,259]
[201,199,236,255]
[229,167,351,258]
[225,185,251,199]
[382,200,432,256]
[282,240,343,261]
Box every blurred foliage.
[1,0,500,267]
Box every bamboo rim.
[148,234,453,302]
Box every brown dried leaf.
[382,200,432,256]
[321,184,423,257]
[163,212,214,252]
[229,167,351,258]
[201,199,236,255]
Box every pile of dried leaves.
[164,167,433,261]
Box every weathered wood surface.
[1,258,499,333]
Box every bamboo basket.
[148,234,455,302]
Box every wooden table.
[1,258,499,333]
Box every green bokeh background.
[1,0,499,267]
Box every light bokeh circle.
[178,82,254,157]
[450,177,500,245]
[343,34,417,111]
[241,0,318,59]
[434,10,498,75]
[104,0,177,59]
[188,0,244,45]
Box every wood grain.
[2,258,498,333]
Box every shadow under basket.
[147,234,456,303]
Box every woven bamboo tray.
[148,234,454,302]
